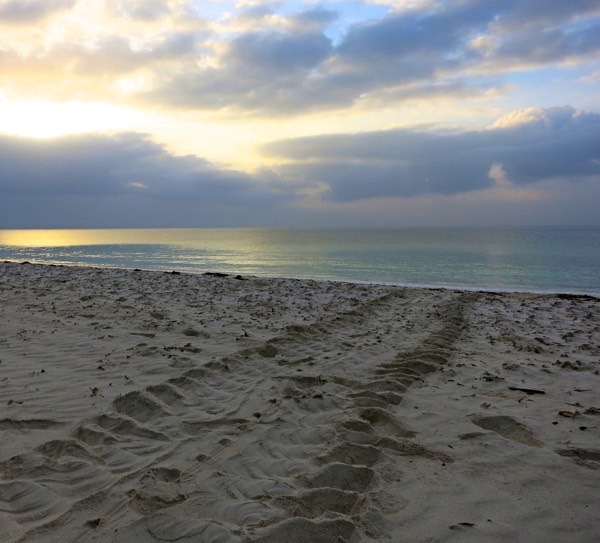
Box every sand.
[0,261,598,542]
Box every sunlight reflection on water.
[1,227,598,295]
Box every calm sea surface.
[0,227,598,295]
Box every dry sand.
[0,261,598,542]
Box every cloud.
[579,69,600,83]
[0,132,293,228]
[112,0,171,21]
[489,107,600,183]
[286,7,338,33]
[0,30,205,101]
[489,0,600,31]
[336,2,485,62]
[137,1,600,115]
[261,106,600,201]
[489,21,600,64]
[143,28,335,114]
[228,31,332,75]
[0,0,74,23]
[1,1,599,115]
[1,107,598,228]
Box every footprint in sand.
[319,441,382,467]
[306,462,375,493]
[273,487,363,518]
[556,448,600,470]
[471,415,543,447]
[253,517,357,543]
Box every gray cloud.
[491,108,600,183]
[288,8,338,32]
[492,20,600,63]
[0,133,293,228]
[230,5,338,34]
[144,29,334,114]
[490,0,600,31]
[336,1,492,62]
[114,0,171,21]
[261,106,600,201]
[228,31,332,75]
[139,1,600,115]
[2,2,599,114]
[0,0,74,23]
[1,107,598,228]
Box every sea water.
[0,227,598,296]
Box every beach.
[0,261,598,542]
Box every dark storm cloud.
[0,133,292,228]
[0,0,74,23]
[261,106,600,201]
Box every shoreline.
[0,261,598,542]
[3,259,599,299]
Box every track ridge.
[248,291,478,542]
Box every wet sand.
[0,262,598,542]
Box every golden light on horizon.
[0,229,99,247]
[0,228,167,247]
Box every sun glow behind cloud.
[0,97,146,139]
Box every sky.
[0,0,599,228]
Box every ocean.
[0,227,598,296]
